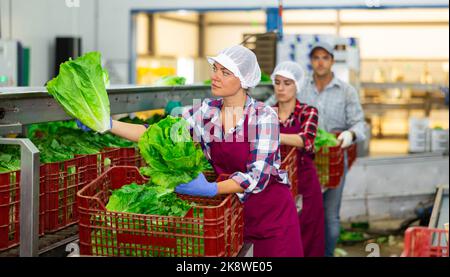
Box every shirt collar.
[275,99,302,127]
[208,94,254,135]
[309,73,342,90]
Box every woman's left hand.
[175,173,218,198]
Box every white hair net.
[208,45,261,89]
[271,61,306,93]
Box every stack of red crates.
[0,147,143,251]
[0,167,46,251]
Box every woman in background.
[272,61,325,257]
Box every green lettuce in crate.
[0,145,21,173]
[26,121,136,163]
[101,182,203,257]
[315,128,339,152]
[106,183,191,216]
[46,52,111,133]
[138,116,210,190]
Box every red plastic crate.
[280,145,298,198]
[114,147,146,168]
[402,227,449,257]
[45,147,145,233]
[314,146,344,189]
[77,166,244,257]
[43,155,92,233]
[84,148,122,183]
[0,167,46,251]
[347,144,357,169]
[45,147,130,233]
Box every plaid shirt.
[183,95,289,201]
[277,100,319,153]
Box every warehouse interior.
[0,0,448,259]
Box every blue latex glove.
[175,173,218,198]
[76,119,92,132]
[76,117,112,133]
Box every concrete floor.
[336,237,405,257]
[336,219,410,257]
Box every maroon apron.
[280,116,325,257]
[209,115,303,257]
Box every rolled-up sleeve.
[346,86,366,142]
[230,106,282,195]
[298,105,319,153]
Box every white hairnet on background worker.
[208,45,261,89]
[271,61,306,93]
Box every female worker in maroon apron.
[271,61,325,257]
[81,45,304,257]
[174,47,303,257]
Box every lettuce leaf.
[46,52,111,133]
[138,116,210,190]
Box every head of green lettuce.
[46,52,111,133]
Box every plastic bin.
[77,166,244,257]
[44,155,92,233]
[314,146,344,189]
[0,167,46,251]
[84,148,122,183]
[402,227,449,257]
[115,147,146,168]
